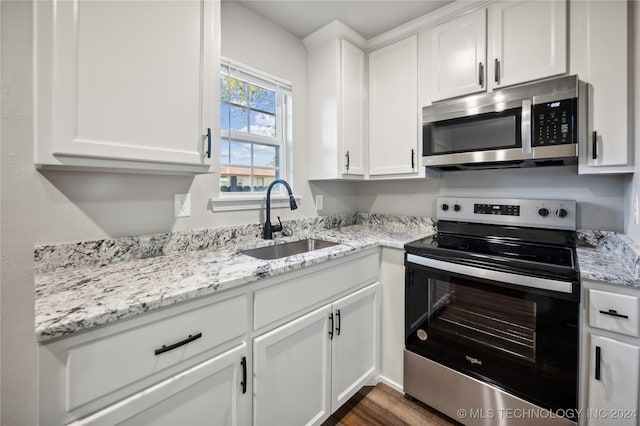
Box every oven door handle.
[406,254,573,294]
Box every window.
[219,60,292,195]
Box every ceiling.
[232,0,454,40]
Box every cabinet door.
[488,0,566,89]
[341,39,366,176]
[574,0,631,172]
[430,8,486,101]
[70,344,249,426]
[588,335,639,426]
[254,305,332,426]
[331,283,380,411]
[35,0,215,170]
[368,36,418,176]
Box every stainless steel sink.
[239,239,339,260]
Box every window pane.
[250,111,276,137]
[253,143,277,168]
[220,103,230,131]
[220,140,251,193]
[227,140,251,166]
[219,141,280,193]
[219,138,230,164]
[227,77,247,106]
[229,105,248,133]
[249,85,276,114]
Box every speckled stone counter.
[35,214,435,342]
[577,230,640,287]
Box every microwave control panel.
[532,98,577,146]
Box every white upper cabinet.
[34,0,219,174]
[430,8,487,101]
[305,25,366,180]
[428,0,567,102]
[572,0,632,173]
[488,0,567,90]
[341,40,367,177]
[368,35,419,176]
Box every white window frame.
[215,58,293,209]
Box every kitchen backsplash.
[34,213,361,274]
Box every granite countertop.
[36,212,640,344]
[35,215,435,342]
[577,230,640,287]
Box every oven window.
[429,281,536,360]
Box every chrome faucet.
[263,179,297,239]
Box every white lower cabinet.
[71,344,249,426]
[582,281,640,425]
[587,335,639,426]
[39,252,381,426]
[253,282,380,426]
[39,293,249,425]
[253,305,332,426]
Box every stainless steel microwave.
[422,75,586,170]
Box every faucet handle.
[273,216,283,233]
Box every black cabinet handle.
[599,309,629,319]
[345,151,350,171]
[494,59,500,84]
[240,356,247,394]
[154,332,202,356]
[328,313,334,340]
[206,128,212,159]
[336,310,341,336]
[592,131,598,160]
[595,345,601,380]
[479,62,484,87]
[411,149,415,169]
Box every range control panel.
[437,197,576,230]
[474,203,521,216]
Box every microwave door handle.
[521,100,532,155]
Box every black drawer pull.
[599,309,629,319]
[336,309,341,336]
[328,313,334,340]
[595,345,601,380]
[154,332,202,356]
[592,131,597,160]
[240,356,247,394]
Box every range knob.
[453,204,461,212]
[556,208,568,218]
[441,203,449,211]
[538,208,549,217]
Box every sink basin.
[240,239,339,260]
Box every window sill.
[210,195,302,212]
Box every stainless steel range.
[404,197,580,426]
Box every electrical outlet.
[315,195,324,211]
[175,193,191,218]
[634,194,639,226]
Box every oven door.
[405,254,579,419]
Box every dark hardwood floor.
[323,383,461,426]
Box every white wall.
[624,0,639,240]
[358,166,626,231]
[2,3,39,423]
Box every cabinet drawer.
[254,252,378,331]
[66,294,247,411]
[588,289,639,337]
